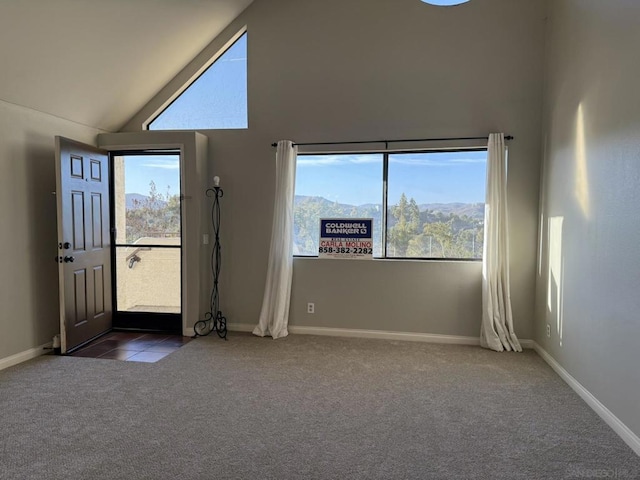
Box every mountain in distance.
[294,195,353,211]
[126,193,167,210]
[418,202,485,220]
[294,195,484,219]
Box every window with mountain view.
[293,149,487,259]
[294,153,384,256]
[147,32,247,130]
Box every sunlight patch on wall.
[547,216,564,346]
[575,103,590,219]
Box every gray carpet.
[1,333,638,479]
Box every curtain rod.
[271,135,513,148]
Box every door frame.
[98,131,209,337]
[110,150,183,333]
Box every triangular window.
[148,32,247,130]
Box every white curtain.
[253,140,298,339]
[480,133,522,352]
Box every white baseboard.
[183,327,195,337]
[227,323,254,333]
[0,342,53,372]
[228,322,534,348]
[533,342,640,456]
[290,326,483,345]
[519,339,535,349]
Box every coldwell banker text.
[323,222,369,235]
[320,219,372,239]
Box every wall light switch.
[203,234,209,245]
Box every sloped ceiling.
[0,0,253,132]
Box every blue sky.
[123,150,486,206]
[124,155,180,196]
[149,33,247,130]
[296,150,487,206]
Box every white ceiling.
[0,0,253,131]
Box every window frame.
[143,27,248,131]
[293,147,488,261]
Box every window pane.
[294,154,383,256]
[114,154,181,245]
[387,151,486,259]
[115,246,181,313]
[148,33,248,130]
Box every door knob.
[63,256,75,263]
[63,242,71,250]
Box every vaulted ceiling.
[0,0,253,131]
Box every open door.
[55,137,112,353]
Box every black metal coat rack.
[193,179,227,339]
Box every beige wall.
[115,243,181,313]
[123,0,547,339]
[0,100,104,359]
[536,0,640,439]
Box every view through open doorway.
[112,151,182,332]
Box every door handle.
[63,256,75,263]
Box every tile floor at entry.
[70,331,191,363]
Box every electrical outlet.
[307,303,315,314]
[546,324,551,338]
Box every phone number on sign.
[318,247,373,255]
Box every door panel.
[71,191,86,251]
[94,266,105,314]
[56,137,112,353]
[73,269,88,326]
[91,193,104,248]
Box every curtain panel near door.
[253,141,298,339]
[480,133,522,352]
